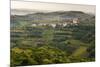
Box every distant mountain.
[11,10,94,20]
[11,9,52,15]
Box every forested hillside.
[10,11,95,67]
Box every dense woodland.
[10,11,95,67]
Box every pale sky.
[11,1,96,14]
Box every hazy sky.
[11,0,95,14]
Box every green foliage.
[11,46,71,66]
[11,47,38,66]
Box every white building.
[32,24,37,27]
[63,23,68,27]
[73,18,79,24]
[50,24,56,28]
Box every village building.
[32,24,37,27]
[72,18,79,24]
[50,24,56,28]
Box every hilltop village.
[31,18,80,28]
